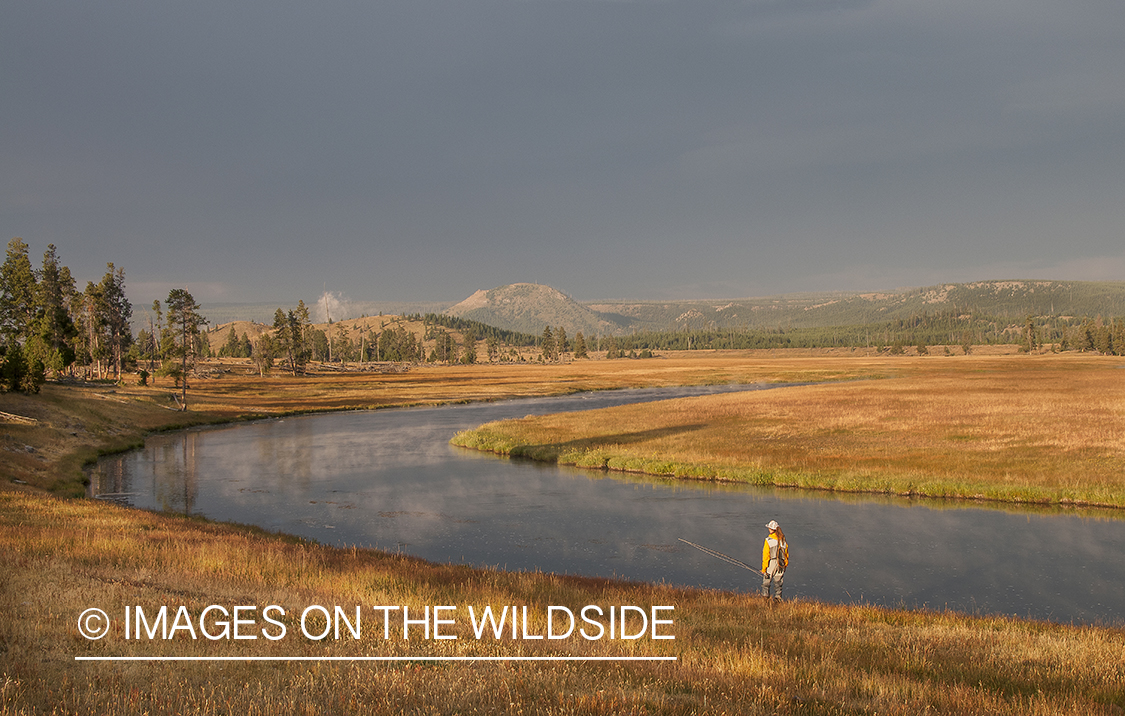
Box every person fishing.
[761,520,788,601]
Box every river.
[93,384,1125,626]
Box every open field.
[453,353,1125,509]
[3,489,1125,715]
[3,350,1125,713]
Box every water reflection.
[93,385,1125,626]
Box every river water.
[93,385,1125,626]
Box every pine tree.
[220,326,240,357]
[147,300,163,378]
[1,342,43,393]
[294,300,312,369]
[1023,317,1039,353]
[31,244,77,376]
[273,308,308,375]
[573,331,588,359]
[603,335,619,359]
[541,326,555,362]
[461,329,477,364]
[253,334,276,376]
[166,289,205,409]
[98,264,132,379]
[0,238,36,345]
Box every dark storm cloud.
[2,0,1123,303]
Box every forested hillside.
[585,280,1125,332]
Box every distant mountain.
[444,283,625,336]
[445,280,1125,336]
[181,280,1125,338]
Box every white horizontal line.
[75,655,677,662]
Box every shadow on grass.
[508,424,709,459]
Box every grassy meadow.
[3,350,1125,714]
[4,489,1125,715]
[453,353,1125,509]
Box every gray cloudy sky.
[3,0,1124,306]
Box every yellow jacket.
[762,535,788,575]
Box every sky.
[3,0,1124,308]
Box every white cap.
[766,520,779,530]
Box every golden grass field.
[3,488,1124,715]
[3,350,1125,714]
[454,352,1125,509]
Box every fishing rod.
[678,538,763,574]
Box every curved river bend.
[94,385,1125,626]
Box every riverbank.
[1,354,879,496]
[4,488,1124,715]
[453,353,1125,510]
[3,352,1124,714]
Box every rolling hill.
[444,280,1125,337]
[444,283,625,336]
[191,280,1125,341]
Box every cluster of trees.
[252,308,432,375]
[1,238,206,401]
[132,291,207,407]
[217,327,254,359]
[580,310,1125,356]
[376,323,423,363]
[1,239,132,392]
[422,314,537,348]
[1067,319,1125,355]
[536,327,595,362]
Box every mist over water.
[95,386,1125,626]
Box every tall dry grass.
[4,351,1125,713]
[3,490,1123,715]
[453,354,1125,508]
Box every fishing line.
[678,538,762,574]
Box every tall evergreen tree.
[294,300,312,365]
[0,240,46,394]
[147,300,164,377]
[603,334,619,359]
[273,308,303,376]
[573,331,588,359]
[76,280,121,378]
[32,245,77,376]
[1023,317,1039,352]
[166,289,205,409]
[0,238,37,344]
[220,326,241,357]
[237,333,253,359]
[540,326,555,362]
[253,334,276,376]
[98,264,132,379]
[461,329,477,364]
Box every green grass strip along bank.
[450,426,1125,511]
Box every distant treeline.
[193,306,1125,365]
[585,311,1125,355]
[420,313,539,347]
[426,309,1125,356]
